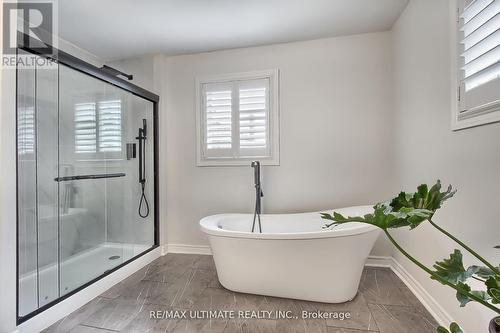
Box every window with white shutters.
[454,0,500,129]
[196,70,279,166]
[74,99,123,155]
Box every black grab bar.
[54,173,126,182]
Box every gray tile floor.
[44,254,438,333]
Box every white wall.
[58,38,103,67]
[162,33,395,255]
[391,0,500,331]
[108,56,156,92]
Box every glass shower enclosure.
[16,47,158,322]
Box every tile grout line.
[78,323,120,332]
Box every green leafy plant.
[321,181,500,333]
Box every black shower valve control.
[126,143,137,160]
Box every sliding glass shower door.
[57,64,155,296]
[17,50,157,320]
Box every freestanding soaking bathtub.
[200,205,380,303]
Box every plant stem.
[428,219,500,275]
[384,230,500,314]
[472,276,486,283]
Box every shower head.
[100,65,133,81]
[138,119,147,138]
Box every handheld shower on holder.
[251,161,264,233]
[136,119,150,218]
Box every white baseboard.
[161,244,168,256]
[163,247,394,268]
[166,244,212,255]
[164,244,454,327]
[365,255,392,267]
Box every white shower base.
[19,242,150,317]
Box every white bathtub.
[200,205,380,303]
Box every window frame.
[195,69,280,166]
[451,0,500,130]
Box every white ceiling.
[58,0,409,61]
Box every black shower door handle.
[54,173,126,182]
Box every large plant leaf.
[455,282,491,307]
[390,180,456,213]
[322,181,453,231]
[486,276,500,304]
[321,204,433,230]
[432,250,473,284]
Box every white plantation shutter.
[204,83,232,152]
[458,0,500,119]
[239,79,269,156]
[17,106,35,155]
[98,100,122,152]
[74,102,97,153]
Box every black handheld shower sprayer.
[251,161,264,233]
[136,119,150,218]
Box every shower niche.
[16,48,158,321]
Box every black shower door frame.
[16,34,160,324]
